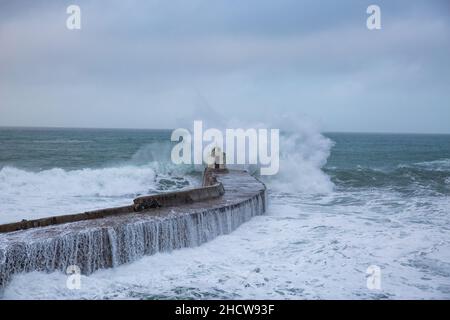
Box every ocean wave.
[0,165,157,198]
[32,139,92,144]
[400,159,450,172]
[259,116,335,194]
[327,165,450,194]
[0,164,197,224]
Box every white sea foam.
[0,161,197,225]
[200,114,335,194]
[0,166,157,198]
[270,130,334,194]
[0,138,200,224]
[0,165,157,224]
[259,115,335,194]
[411,159,450,171]
[3,188,449,299]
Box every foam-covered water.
[0,165,197,224]
[1,128,450,299]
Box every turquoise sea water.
[1,127,449,299]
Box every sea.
[0,127,449,299]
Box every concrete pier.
[0,169,266,289]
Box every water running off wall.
[0,170,266,291]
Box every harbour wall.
[0,169,266,290]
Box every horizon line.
[0,125,449,135]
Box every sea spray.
[230,115,335,194]
[267,128,334,194]
[173,112,335,194]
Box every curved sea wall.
[0,169,266,290]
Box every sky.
[0,0,449,133]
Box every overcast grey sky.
[0,0,449,133]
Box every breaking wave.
[259,116,335,194]
[327,161,450,195]
[0,144,199,224]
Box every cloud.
[0,0,449,132]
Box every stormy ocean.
[0,127,449,299]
